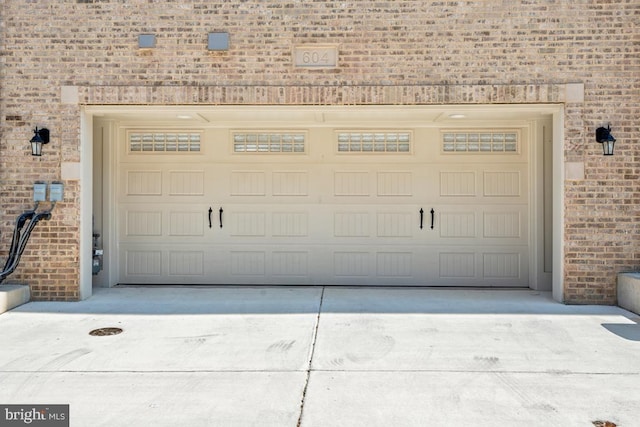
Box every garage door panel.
[436,247,529,286]
[119,245,529,286]
[119,167,216,202]
[230,171,266,196]
[121,246,207,279]
[432,204,528,243]
[481,205,528,244]
[434,164,528,204]
[375,251,414,278]
[221,165,315,197]
[169,211,206,236]
[333,171,371,197]
[222,206,313,239]
[125,210,163,237]
[272,171,309,196]
[333,251,370,277]
[120,204,211,241]
[376,212,414,237]
[229,212,266,237]
[439,170,477,197]
[168,170,205,196]
[483,252,522,279]
[439,251,477,279]
[116,122,532,287]
[230,251,266,276]
[125,170,163,196]
[333,212,371,237]
[272,251,310,277]
[169,251,205,277]
[119,245,380,285]
[331,169,423,201]
[438,211,477,238]
[326,246,444,285]
[211,246,318,285]
[272,212,309,237]
[483,170,522,197]
[377,171,413,196]
[483,211,522,238]
[219,205,426,242]
[124,248,163,278]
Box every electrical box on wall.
[49,182,64,202]
[33,182,47,202]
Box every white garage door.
[116,125,529,286]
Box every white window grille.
[442,132,518,153]
[233,132,306,153]
[128,132,202,153]
[337,131,411,153]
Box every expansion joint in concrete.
[296,286,325,427]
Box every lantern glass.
[31,140,43,156]
[602,139,615,156]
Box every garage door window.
[442,131,518,153]
[128,131,202,153]
[337,131,411,153]
[233,132,306,153]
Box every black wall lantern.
[30,127,50,156]
[595,125,616,156]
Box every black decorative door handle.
[219,207,224,228]
[419,208,424,229]
[430,208,435,230]
[208,207,213,228]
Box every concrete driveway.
[0,286,638,427]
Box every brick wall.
[1,1,638,303]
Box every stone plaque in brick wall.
[293,45,338,68]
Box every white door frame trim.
[552,108,565,302]
[79,104,566,301]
